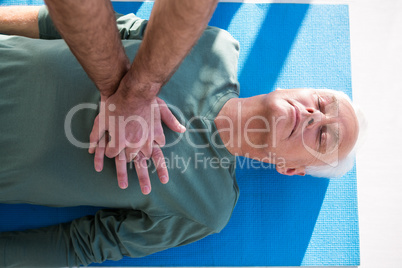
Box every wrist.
[119,71,162,102]
[97,52,131,97]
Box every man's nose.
[303,107,323,129]
[303,107,336,129]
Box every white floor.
[350,0,402,267]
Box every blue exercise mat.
[0,1,359,266]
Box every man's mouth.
[288,101,300,138]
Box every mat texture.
[0,1,359,266]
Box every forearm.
[123,0,218,100]
[44,0,130,96]
[0,6,40,38]
[0,224,79,267]
[0,209,213,266]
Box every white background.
[350,0,402,267]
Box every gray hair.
[305,89,367,178]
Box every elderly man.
[0,6,359,267]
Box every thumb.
[157,97,186,133]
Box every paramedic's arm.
[88,0,218,180]
[0,6,40,38]
[0,209,213,266]
[42,0,217,193]
[44,0,128,96]
[43,0,218,97]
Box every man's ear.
[276,165,306,176]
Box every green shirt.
[0,7,240,267]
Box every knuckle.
[155,135,166,147]
[105,148,117,158]
[125,151,131,162]
[157,97,165,105]
[137,151,148,160]
[142,150,152,160]
[166,111,175,120]
[137,176,147,184]
[152,147,164,159]
[89,132,99,142]
[126,133,145,149]
[127,152,138,162]
[117,171,127,179]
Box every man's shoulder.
[203,26,240,52]
[187,163,239,233]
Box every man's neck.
[215,95,273,160]
[214,98,244,156]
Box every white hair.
[305,89,367,178]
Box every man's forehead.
[321,93,357,164]
[338,98,359,158]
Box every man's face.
[260,88,359,174]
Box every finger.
[134,152,151,195]
[115,150,128,189]
[151,144,169,184]
[125,147,140,163]
[139,138,153,159]
[105,126,125,158]
[152,118,166,147]
[157,98,186,133]
[94,133,108,172]
[100,93,108,103]
[89,114,106,154]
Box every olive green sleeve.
[38,5,148,40]
[114,13,148,40]
[0,209,214,267]
[38,5,62,39]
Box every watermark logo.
[63,93,341,168]
[301,94,340,167]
